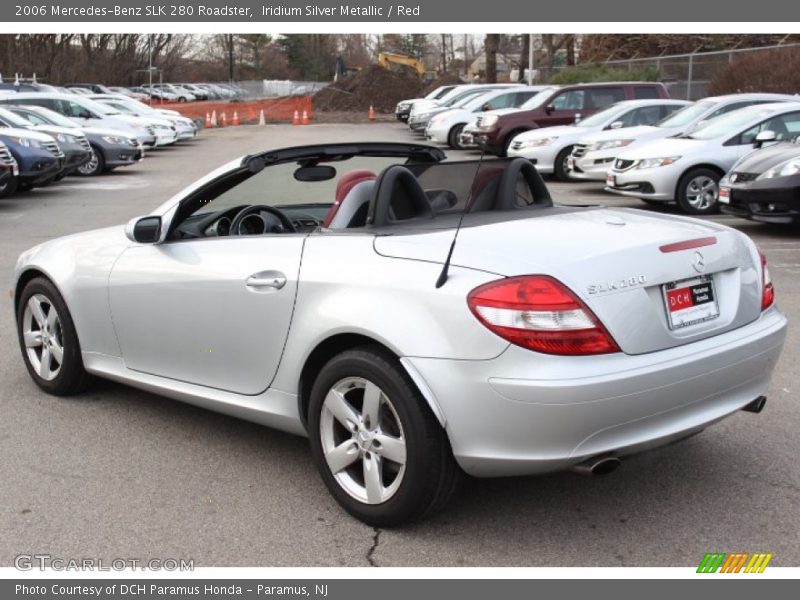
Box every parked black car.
[720,135,800,224]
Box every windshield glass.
[76,98,121,116]
[12,107,79,128]
[575,103,625,128]
[685,107,775,140]
[102,102,137,115]
[0,107,35,128]
[442,89,485,107]
[655,100,714,128]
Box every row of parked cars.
[397,82,800,223]
[0,80,246,103]
[0,89,200,198]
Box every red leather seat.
[323,169,377,227]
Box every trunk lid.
[373,207,762,355]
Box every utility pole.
[228,34,234,84]
[528,33,534,85]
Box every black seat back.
[367,165,435,227]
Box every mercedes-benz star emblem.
[693,251,706,273]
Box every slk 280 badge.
[587,275,648,295]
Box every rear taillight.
[758,247,775,310]
[467,275,620,356]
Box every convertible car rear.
[12,143,786,526]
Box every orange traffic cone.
[232,111,240,126]
[368,105,376,121]
[301,110,309,125]
[258,109,266,126]
[292,110,300,125]
[205,112,212,128]
[220,112,227,127]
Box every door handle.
[246,271,286,290]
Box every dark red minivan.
[475,82,670,155]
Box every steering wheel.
[230,205,296,235]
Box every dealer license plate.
[606,174,615,187]
[663,275,719,330]
[718,186,730,204]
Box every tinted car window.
[618,105,663,127]
[484,92,517,110]
[552,90,585,110]
[738,112,800,144]
[585,87,626,109]
[634,86,660,99]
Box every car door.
[108,235,304,395]
[540,89,586,126]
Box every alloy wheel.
[319,377,407,505]
[22,294,64,381]
[685,175,718,210]
[77,149,99,175]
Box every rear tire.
[447,123,466,149]
[308,346,460,527]
[16,277,92,396]
[553,145,575,182]
[676,167,721,215]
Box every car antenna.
[435,149,486,289]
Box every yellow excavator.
[377,52,437,81]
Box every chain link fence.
[538,42,800,100]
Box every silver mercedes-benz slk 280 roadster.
[12,143,786,525]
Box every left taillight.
[467,275,620,356]
[758,247,775,311]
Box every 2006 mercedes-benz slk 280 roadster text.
[12,143,787,525]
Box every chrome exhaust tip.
[742,396,767,414]
[570,456,621,476]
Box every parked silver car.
[12,143,786,525]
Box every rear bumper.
[405,307,786,477]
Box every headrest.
[367,165,434,227]
[496,158,553,211]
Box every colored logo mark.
[697,552,773,573]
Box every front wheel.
[447,123,466,149]
[76,146,105,177]
[0,175,18,198]
[676,168,721,215]
[308,347,460,526]
[553,145,575,182]
[16,277,92,395]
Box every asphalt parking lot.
[0,122,798,568]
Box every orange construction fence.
[150,96,314,125]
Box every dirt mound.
[314,65,424,113]
[422,73,464,96]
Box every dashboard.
[174,203,330,240]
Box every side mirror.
[481,103,491,111]
[753,130,777,149]
[125,215,162,244]
[545,104,555,115]
[609,120,623,130]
